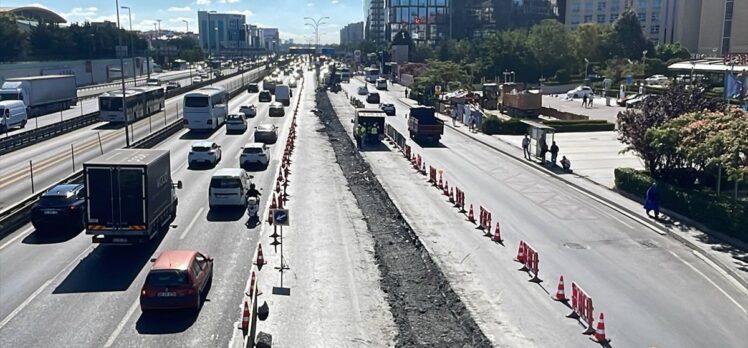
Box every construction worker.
[369,123,379,144]
[360,123,369,147]
[355,123,365,149]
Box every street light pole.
[115,0,130,147]
[182,19,189,33]
[584,58,590,83]
[304,16,330,54]
[121,6,137,86]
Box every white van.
[208,168,252,208]
[275,84,291,106]
[0,100,28,132]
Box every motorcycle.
[247,196,260,220]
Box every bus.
[340,67,351,83]
[365,67,380,83]
[98,86,165,123]
[183,86,228,131]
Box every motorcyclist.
[247,183,261,199]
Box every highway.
[0,66,265,210]
[0,66,304,347]
[337,77,748,347]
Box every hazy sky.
[5,1,366,43]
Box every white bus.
[183,86,228,131]
[98,86,165,123]
[365,67,380,83]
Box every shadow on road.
[180,128,219,140]
[207,206,245,222]
[93,122,126,130]
[52,227,168,294]
[22,228,82,245]
[135,309,199,334]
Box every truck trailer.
[408,106,444,144]
[0,75,78,117]
[84,149,181,244]
[499,83,542,118]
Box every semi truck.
[499,82,542,118]
[0,75,78,117]
[407,106,444,143]
[84,149,182,245]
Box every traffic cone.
[589,313,610,343]
[421,162,426,175]
[277,193,284,209]
[239,300,249,331]
[254,243,267,266]
[443,181,449,195]
[247,271,257,298]
[448,188,454,203]
[514,241,526,263]
[467,205,475,223]
[270,194,277,210]
[275,181,281,193]
[267,210,273,225]
[492,222,503,243]
[438,174,443,189]
[552,275,567,301]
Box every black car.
[366,92,380,104]
[30,184,86,233]
[259,90,272,102]
[247,83,259,93]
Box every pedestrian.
[550,141,559,165]
[539,137,548,164]
[521,135,531,160]
[355,124,364,149]
[588,93,594,108]
[405,88,409,99]
[450,106,457,126]
[644,182,661,219]
[560,156,571,172]
[469,115,476,132]
[582,94,588,108]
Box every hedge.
[482,116,615,135]
[614,168,748,242]
[482,117,528,135]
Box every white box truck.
[0,75,78,117]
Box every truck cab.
[407,106,444,144]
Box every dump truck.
[499,83,542,118]
[0,75,78,117]
[354,108,386,143]
[84,149,182,245]
[407,106,444,143]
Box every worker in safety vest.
[355,124,365,148]
[369,123,379,143]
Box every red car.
[140,250,213,311]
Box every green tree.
[573,23,612,68]
[609,10,653,60]
[479,30,537,82]
[528,19,573,78]
[655,42,691,63]
[0,15,27,61]
[411,59,471,103]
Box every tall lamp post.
[115,0,130,147]
[182,19,189,33]
[120,6,137,86]
[304,16,330,54]
[584,58,590,83]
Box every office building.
[452,0,555,39]
[386,0,452,44]
[695,0,747,56]
[340,21,364,46]
[198,11,247,53]
[365,0,386,42]
[260,28,280,52]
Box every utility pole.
[121,6,137,86]
[115,0,130,147]
[182,19,189,33]
[304,16,329,55]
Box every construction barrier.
[429,166,437,184]
[384,123,407,150]
[569,282,596,335]
[454,188,465,211]
[404,144,411,159]
[516,241,541,282]
[479,207,492,231]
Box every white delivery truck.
[0,75,78,117]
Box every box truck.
[84,149,182,245]
[0,75,78,117]
[407,106,444,143]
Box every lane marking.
[691,250,748,299]
[0,226,34,251]
[103,298,140,347]
[667,250,747,314]
[180,207,205,240]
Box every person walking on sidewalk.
[522,135,531,160]
[644,182,661,219]
[450,106,457,126]
[550,141,559,165]
[582,94,588,108]
[588,93,594,108]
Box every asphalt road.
[0,66,265,210]
[0,68,306,347]
[339,77,748,347]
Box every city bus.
[172,59,189,71]
[98,86,165,123]
[365,67,380,83]
[183,86,228,131]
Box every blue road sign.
[272,209,289,226]
[626,74,633,86]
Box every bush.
[482,116,528,135]
[614,168,748,242]
[554,69,571,84]
[542,119,615,132]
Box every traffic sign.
[626,74,633,86]
[271,209,289,226]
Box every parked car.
[366,92,381,104]
[254,124,278,143]
[566,86,593,99]
[357,85,369,95]
[188,141,222,168]
[226,113,247,133]
[240,104,257,117]
[268,102,285,117]
[645,74,670,86]
[140,250,213,311]
[616,93,640,107]
[192,77,202,84]
[30,184,86,233]
[380,103,396,116]
[165,82,181,92]
[289,78,298,88]
[259,90,272,102]
[625,94,651,108]
[240,142,270,168]
[247,83,259,93]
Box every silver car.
[254,124,278,144]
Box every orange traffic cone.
[270,194,278,209]
[239,300,249,331]
[277,193,284,209]
[467,205,475,223]
[247,271,257,298]
[443,181,449,195]
[589,313,610,343]
[449,188,454,203]
[492,222,503,243]
[552,275,567,301]
[514,241,526,263]
[254,243,267,266]
[421,162,426,175]
[438,175,443,189]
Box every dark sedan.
[30,184,86,233]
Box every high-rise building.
[695,0,747,56]
[340,22,364,46]
[260,28,280,52]
[365,0,386,42]
[386,0,452,45]
[560,0,676,44]
[452,0,556,39]
[198,11,247,53]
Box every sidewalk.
[425,106,748,289]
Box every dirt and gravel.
[314,89,491,347]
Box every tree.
[655,42,691,63]
[573,23,613,68]
[411,59,471,103]
[528,19,573,78]
[609,10,653,60]
[0,15,27,61]
[602,58,644,82]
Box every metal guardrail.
[384,123,407,150]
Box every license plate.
[158,292,177,297]
[43,210,59,215]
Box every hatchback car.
[366,92,381,104]
[357,85,369,95]
[240,104,257,117]
[259,90,272,102]
[226,113,247,133]
[268,102,285,117]
[254,124,278,143]
[380,103,396,116]
[30,184,86,233]
[240,142,270,168]
[247,83,259,93]
[566,86,593,99]
[140,250,213,311]
[188,141,222,168]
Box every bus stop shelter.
[521,120,555,159]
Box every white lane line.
[0,226,34,251]
[103,298,140,347]
[691,250,748,299]
[667,250,747,314]
[0,244,92,330]
[180,207,205,240]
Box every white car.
[226,113,247,133]
[289,78,298,88]
[645,74,669,86]
[566,86,593,99]
[240,104,257,117]
[188,141,222,168]
[240,142,270,168]
[357,85,369,95]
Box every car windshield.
[37,196,72,206]
[145,270,190,287]
[185,96,209,108]
[211,177,241,188]
[227,114,243,121]
[243,147,263,154]
[191,146,211,152]
[257,125,275,132]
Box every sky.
[4,1,365,44]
